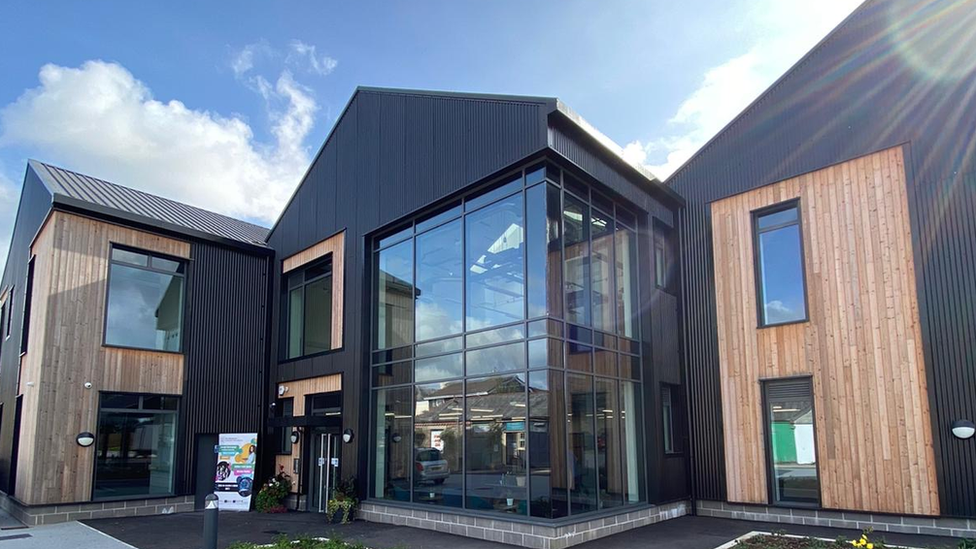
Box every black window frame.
[20,257,35,355]
[751,199,810,328]
[281,255,335,361]
[103,244,187,353]
[761,376,821,509]
[275,397,295,455]
[4,286,13,340]
[91,391,181,502]
[661,383,683,455]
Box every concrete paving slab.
[0,521,135,549]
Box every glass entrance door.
[310,432,340,512]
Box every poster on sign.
[214,433,257,511]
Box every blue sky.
[0,0,862,268]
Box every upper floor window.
[753,202,808,326]
[104,246,185,352]
[3,287,13,340]
[284,257,333,359]
[21,258,35,354]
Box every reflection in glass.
[766,379,819,505]
[465,194,525,331]
[372,361,411,387]
[415,382,464,507]
[568,374,597,513]
[620,381,644,503]
[415,353,463,382]
[662,385,675,454]
[302,274,332,354]
[528,338,563,369]
[416,220,463,341]
[526,184,548,319]
[594,348,616,377]
[376,240,414,349]
[757,210,807,325]
[564,194,590,326]
[94,396,178,499]
[529,370,568,518]
[591,209,615,332]
[466,342,525,376]
[288,287,303,358]
[373,387,412,500]
[105,262,184,351]
[465,324,524,348]
[567,342,592,373]
[614,225,638,339]
[596,378,623,508]
[416,336,462,357]
[465,375,527,514]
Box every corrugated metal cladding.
[174,242,269,494]
[0,169,52,493]
[666,0,976,516]
[266,87,685,502]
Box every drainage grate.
[0,534,31,542]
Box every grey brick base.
[0,492,195,526]
[697,500,976,539]
[360,500,689,549]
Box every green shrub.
[254,466,293,513]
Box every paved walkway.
[0,521,135,549]
[84,512,965,549]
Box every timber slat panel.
[710,146,939,515]
[274,374,343,484]
[16,212,187,505]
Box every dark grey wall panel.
[175,242,269,495]
[0,168,53,493]
[666,0,976,515]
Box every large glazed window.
[283,257,333,359]
[93,393,179,500]
[369,160,646,520]
[764,378,819,506]
[754,202,808,326]
[104,246,185,352]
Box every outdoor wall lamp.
[343,428,355,444]
[290,430,300,444]
[951,419,975,440]
[76,432,95,447]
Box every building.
[1,0,975,544]
[669,0,976,538]
[0,161,271,525]
[263,88,689,546]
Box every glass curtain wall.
[370,160,645,520]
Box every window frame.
[91,391,181,502]
[4,286,13,340]
[661,383,683,456]
[20,257,35,355]
[282,255,335,361]
[761,375,822,509]
[751,199,810,328]
[102,244,187,353]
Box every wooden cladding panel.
[281,231,345,351]
[710,146,939,515]
[16,212,187,505]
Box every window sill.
[102,343,183,355]
[757,318,809,330]
[278,346,344,364]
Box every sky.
[0,0,864,270]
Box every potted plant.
[254,466,293,513]
[326,477,359,524]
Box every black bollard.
[203,494,219,549]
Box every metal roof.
[28,160,270,248]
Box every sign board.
[214,433,257,511]
[431,430,444,451]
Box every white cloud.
[764,300,797,324]
[288,40,338,76]
[0,59,323,227]
[627,0,863,180]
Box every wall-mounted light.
[76,432,95,447]
[951,419,975,440]
[342,428,355,444]
[290,430,301,444]
[278,386,287,397]
[391,433,402,444]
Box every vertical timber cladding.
[17,211,187,505]
[709,146,940,515]
[281,231,345,351]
